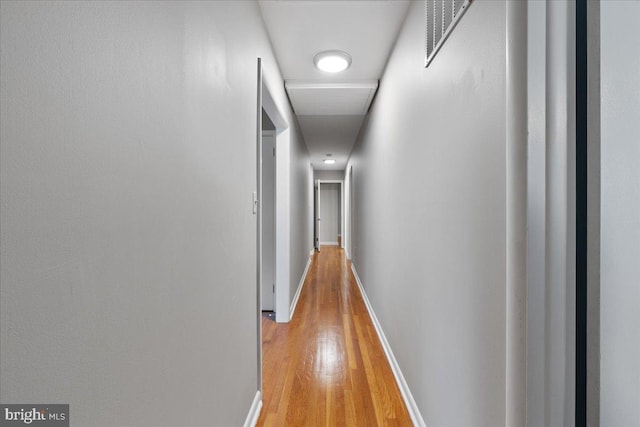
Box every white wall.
[319,183,341,244]
[347,1,507,425]
[600,1,640,425]
[0,1,309,425]
[314,169,345,181]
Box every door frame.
[257,58,291,328]
[345,166,354,259]
[314,180,320,251]
[315,179,344,250]
[256,58,263,393]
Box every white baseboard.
[290,253,313,320]
[243,390,262,427]
[350,264,427,427]
[320,241,339,246]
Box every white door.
[261,131,276,311]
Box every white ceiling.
[285,81,378,115]
[259,0,411,171]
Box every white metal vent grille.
[425,0,472,67]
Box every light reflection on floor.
[315,328,345,385]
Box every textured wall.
[347,1,507,424]
[288,123,313,312]
[0,1,308,425]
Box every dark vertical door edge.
[575,1,588,425]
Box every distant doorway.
[314,180,344,251]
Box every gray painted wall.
[0,1,309,425]
[347,1,506,425]
[289,124,313,309]
[600,1,640,425]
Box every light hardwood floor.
[258,246,413,426]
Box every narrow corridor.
[258,247,412,426]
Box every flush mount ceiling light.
[314,50,352,73]
[323,159,336,165]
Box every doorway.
[314,180,344,251]
[256,57,293,395]
[261,115,276,312]
[257,58,292,325]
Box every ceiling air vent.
[425,0,473,67]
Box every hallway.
[258,247,412,426]
[1,1,639,426]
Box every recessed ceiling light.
[314,50,352,73]
[323,159,336,164]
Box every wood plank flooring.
[258,246,413,426]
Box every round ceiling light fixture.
[314,50,352,73]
